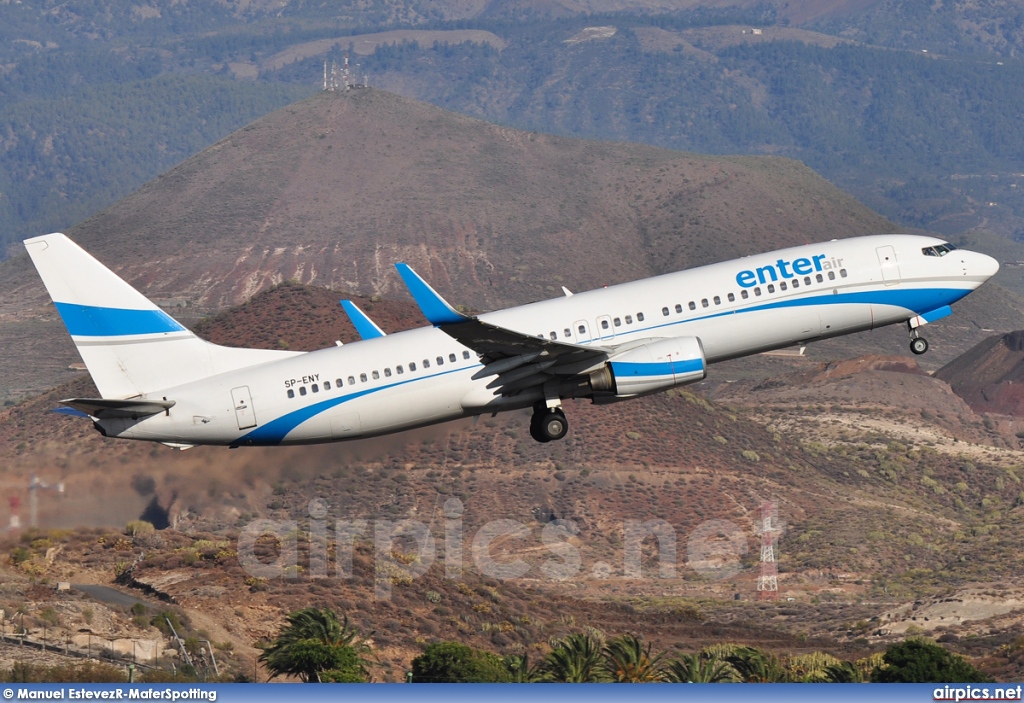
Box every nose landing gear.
[530,403,568,443]
[909,331,929,355]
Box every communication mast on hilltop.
[756,501,781,601]
[323,53,368,91]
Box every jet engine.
[588,336,706,397]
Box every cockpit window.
[922,243,957,257]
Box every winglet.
[394,263,467,325]
[340,300,386,339]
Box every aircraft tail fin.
[25,233,299,399]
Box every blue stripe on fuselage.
[237,365,473,446]
[55,302,186,337]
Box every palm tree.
[602,634,668,682]
[724,645,790,683]
[541,632,606,682]
[821,660,864,683]
[503,653,544,682]
[666,652,739,683]
[259,607,373,682]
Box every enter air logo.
[735,254,844,288]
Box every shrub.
[411,641,510,683]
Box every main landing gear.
[530,402,568,443]
[909,328,929,355]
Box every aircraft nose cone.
[976,252,1000,278]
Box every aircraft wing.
[395,263,609,395]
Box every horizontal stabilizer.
[340,300,386,339]
[60,397,175,420]
[52,406,90,418]
[394,263,467,325]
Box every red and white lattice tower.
[7,496,21,532]
[756,501,780,601]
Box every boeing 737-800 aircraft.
[25,233,998,447]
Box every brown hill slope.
[934,331,1024,417]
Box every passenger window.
[324,381,331,390]
[613,318,621,327]
[840,269,848,278]
[701,299,709,308]
[740,290,749,300]
[549,332,557,340]
[780,282,787,291]
[396,365,404,375]
[792,279,799,289]
[348,376,355,385]
[463,351,471,359]
[767,284,775,293]
[828,271,836,280]
[816,273,824,283]
[675,304,683,313]
[727,292,735,302]
[336,378,343,387]
[637,312,644,322]
[805,276,812,286]
[409,362,417,372]
[436,356,444,365]
[662,307,669,316]
[713,296,721,305]
[359,373,367,382]
[625,315,632,325]
[287,389,295,399]
[688,301,696,311]
[601,320,609,329]
[579,324,587,334]
[423,359,430,368]
[754,287,762,297]
[372,370,380,380]
[312,383,319,393]
[564,329,571,338]
[300,386,307,396]
[450,353,457,362]
[384,368,392,377]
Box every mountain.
[0,88,894,311]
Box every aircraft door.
[595,315,615,341]
[877,245,901,286]
[573,320,591,344]
[231,386,257,430]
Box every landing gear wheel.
[529,413,551,443]
[530,407,568,443]
[910,337,929,355]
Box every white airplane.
[25,232,998,447]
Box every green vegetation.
[411,641,511,683]
[259,607,372,683]
[871,639,994,683]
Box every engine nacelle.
[589,336,706,397]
